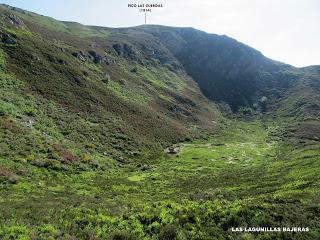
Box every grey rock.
[31,55,40,61]
[112,43,136,58]
[57,59,67,65]
[88,50,103,64]
[3,37,16,44]
[0,32,17,44]
[7,13,24,27]
[104,56,116,65]
[165,146,180,154]
[72,51,86,62]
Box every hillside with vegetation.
[0,4,319,240]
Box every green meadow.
[1,120,319,239]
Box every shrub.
[109,231,136,240]
[103,73,111,84]
[239,106,254,116]
[159,225,178,240]
[130,66,138,73]
[82,153,91,162]
[259,96,268,112]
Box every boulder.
[2,37,16,45]
[165,146,180,154]
[31,54,40,61]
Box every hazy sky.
[1,0,319,67]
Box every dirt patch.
[53,144,79,163]
[0,166,17,183]
[0,167,13,177]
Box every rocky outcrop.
[72,51,86,62]
[165,146,180,154]
[72,50,116,65]
[113,43,136,59]
[7,13,24,27]
[0,32,17,44]
[104,56,116,65]
[88,50,103,64]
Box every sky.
[1,0,319,67]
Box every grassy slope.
[0,5,221,169]
[269,66,320,145]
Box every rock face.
[88,50,103,64]
[113,43,136,58]
[0,32,17,44]
[72,51,86,62]
[7,13,24,27]
[72,50,116,65]
[104,56,116,65]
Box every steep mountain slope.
[133,26,299,109]
[275,65,320,140]
[0,4,221,168]
[132,25,320,134]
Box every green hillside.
[0,4,319,240]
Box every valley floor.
[0,120,320,239]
